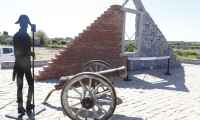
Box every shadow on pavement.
[43,103,63,111]
[117,65,189,92]
[36,79,59,84]
[111,114,145,120]
[44,103,145,120]
[44,97,123,111]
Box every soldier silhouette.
[13,15,35,116]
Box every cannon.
[43,60,127,120]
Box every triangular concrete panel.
[123,0,180,70]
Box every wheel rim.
[61,73,116,120]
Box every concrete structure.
[122,0,180,70]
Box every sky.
[0,0,199,41]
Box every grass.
[44,44,65,49]
[34,47,60,60]
[173,49,199,60]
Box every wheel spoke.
[94,64,98,71]
[88,66,94,72]
[71,102,81,107]
[75,108,85,118]
[96,89,111,97]
[98,65,103,71]
[99,64,106,71]
[94,83,102,92]
[88,78,93,89]
[75,109,82,118]
[85,110,89,120]
[96,104,107,114]
[79,81,87,91]
[68,96,81,100]
[102,86,109,91]
[82,60,112,72]
[97,99,112,106]
[92,107,98,118]
[72,87,82,96]
[90,64,96,72]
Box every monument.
[37,0,180,80]
[122,0,180,70]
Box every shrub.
[125,41,136,52]
[173,49,198,60]
[60,40,66,45]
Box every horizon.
[0,0,200,41]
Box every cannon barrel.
[55,66,127,90]
[60,66,127,81]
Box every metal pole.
[124,59,131,81]
[165,47,171,75]
[165,58,171,75]
[31,24,36,114]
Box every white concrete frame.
[121,0,144,55]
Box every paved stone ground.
[0,63,200,120]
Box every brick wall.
[36,5,127,80]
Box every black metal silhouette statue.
[13,15,35,116]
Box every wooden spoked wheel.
[61,72,117,120]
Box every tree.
[3,31,8,36]
[35,30,48,46]
[0,31,11,45]
[65,37,73,42]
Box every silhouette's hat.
[15,15,31,25]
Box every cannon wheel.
[61,72,117,120]
[82,60,113,72]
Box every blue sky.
[0,0,199,41]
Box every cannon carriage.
[43,60,127,120]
